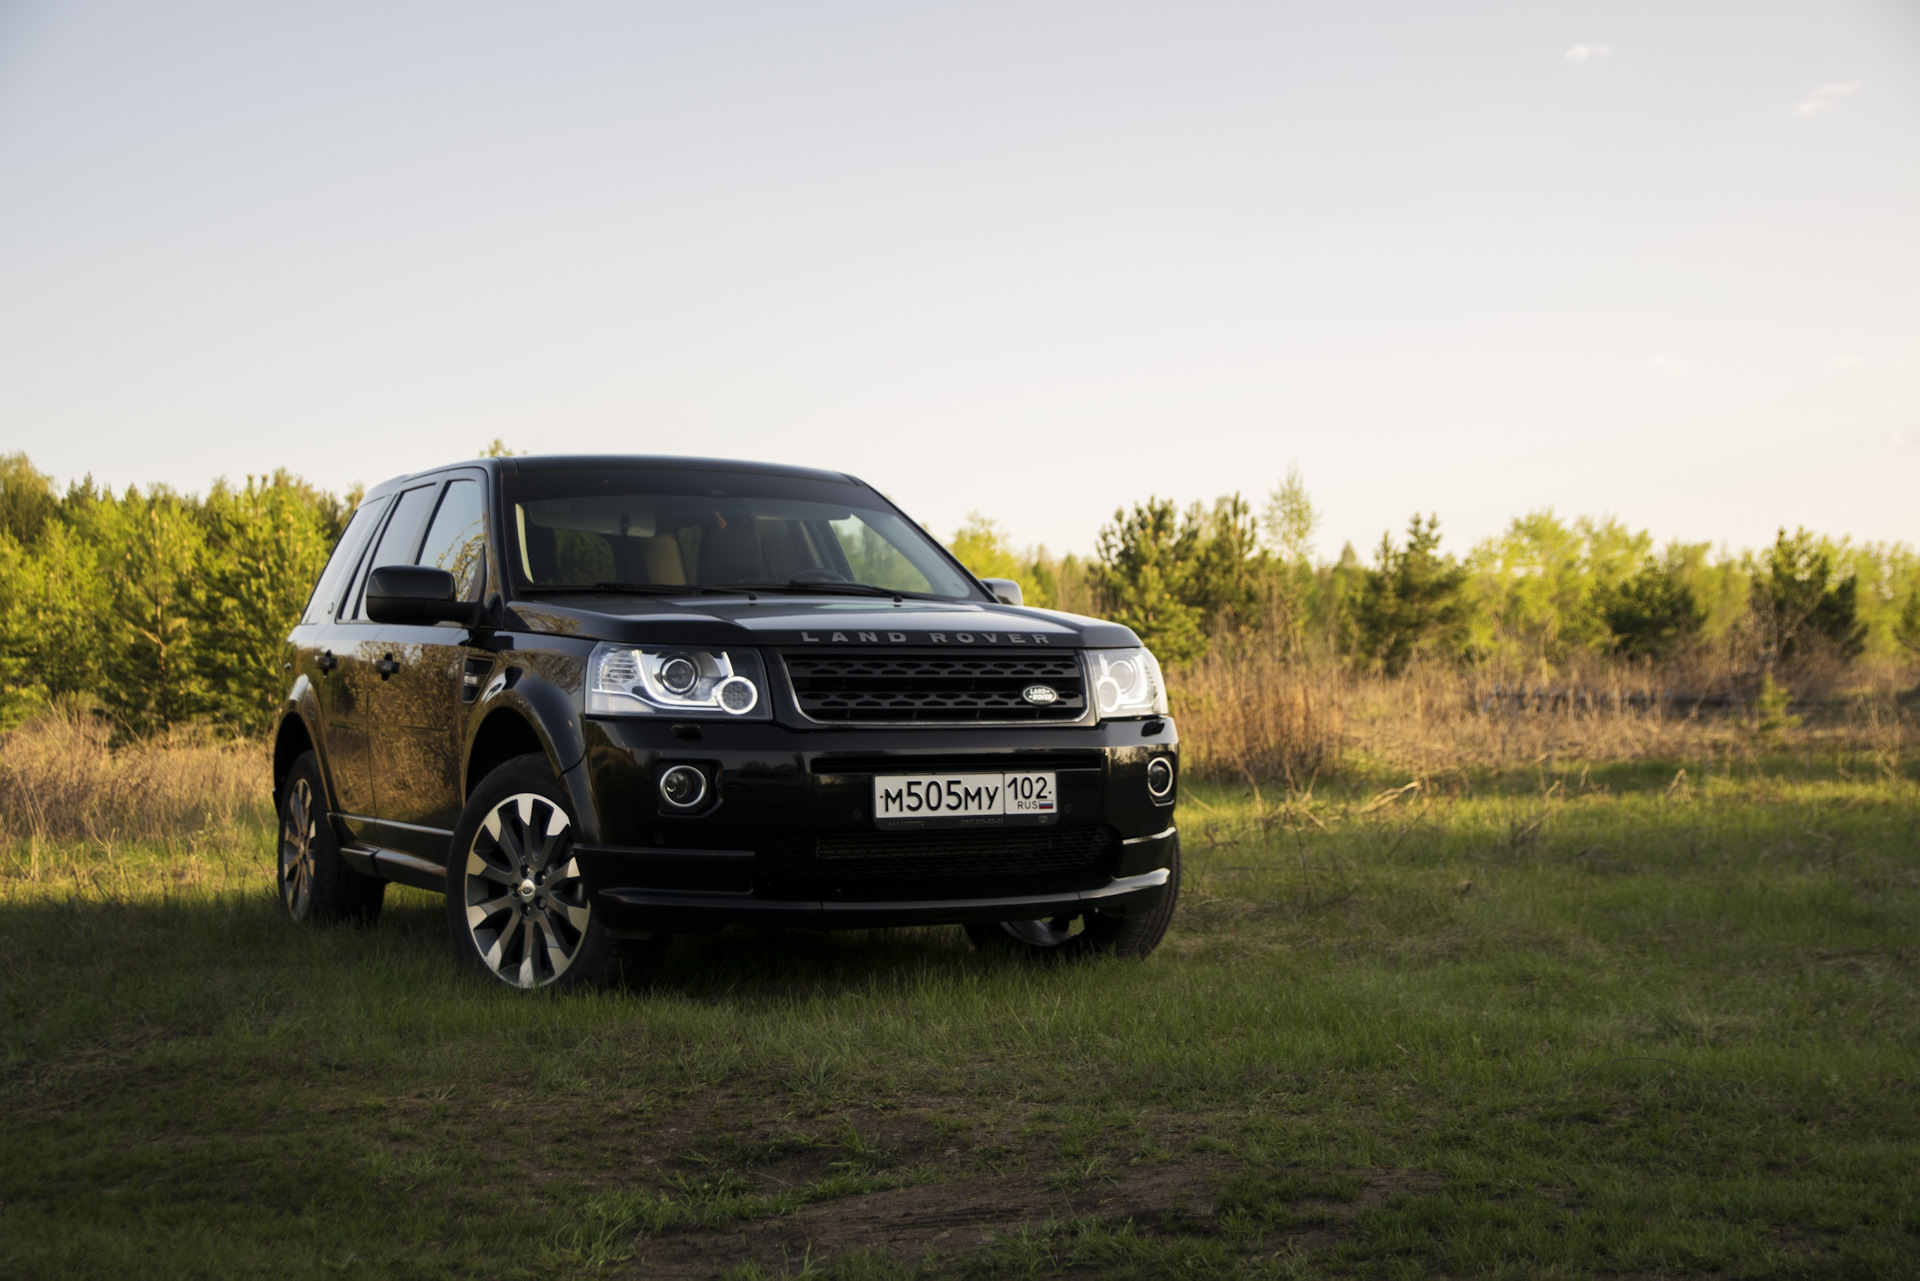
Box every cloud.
[1826,353,1865,372]
[1796,83,1861,115]
[1564,44,1612,64]
[1646,354,1692,377]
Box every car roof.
[361,455,866,501]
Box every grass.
[1168,642,1917,785]
[2,751,1917,1278]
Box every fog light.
[1146,756,1175,799]
[658,764,708,810]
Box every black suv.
[272,456,1179,989]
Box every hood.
[505,593,1140,650]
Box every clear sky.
[1,0,1915,561]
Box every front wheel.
[966,835,1181,960]
[445,755,666,991]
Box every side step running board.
[342,844,447,892]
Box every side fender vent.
[462,657,493,703]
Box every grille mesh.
[784,651,1086,723]
[757,824,1119,902]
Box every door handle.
[317,651,338,673]
[375,655,400,679]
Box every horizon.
[2,0,1916,558]
[5,443,1908,571]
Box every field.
[3,724,1919,1278]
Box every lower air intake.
[756,824,1119,902]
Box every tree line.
[953,465,1920,683]
[2,450,1915,738]
[0,454,353,735]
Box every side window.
[348,484,438,621]
[299,497,388,626]
[416,479,488,603]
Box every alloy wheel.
[280,777,316,919]
[461,793,592,989]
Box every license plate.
[872,772,1056,828]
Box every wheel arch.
[272,699,320,814]
[461,668,601,842]
[465,708,551,799]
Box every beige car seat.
[640,535,686,585]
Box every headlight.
[586,644,770,719]
[1089,647,1167,719]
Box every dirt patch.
[627,1159,1234,1278]
[1246,1168,1445,1254]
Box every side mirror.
[365,566,484,627]
[980,577,1023,607]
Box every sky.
[1,0,1916,562]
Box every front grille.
[784,651,1086,723]
[757,823,1119,902]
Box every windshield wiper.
[596,582,762,597]
[520,582,755,597]
[740,580,914,600]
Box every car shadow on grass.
[379,877,1099,1003]
[654,924,1006,1000]
[5,873,1100,1020]
[383,881,1038,998]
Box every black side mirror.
[365,566,484,627]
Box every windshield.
[501,467,981,600]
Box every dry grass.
[1168,645,1346,785]
[0,704,268,845]
[1172,640,1917,783]
[2,655,1911,847]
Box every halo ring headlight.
[586,644,770,720]
[1089,647,1168,720]
[714,676,758,715]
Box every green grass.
[2,756,1917,1278]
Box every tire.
[966,834,1181,960]
[278,751,386,924]
[445,754,668,991]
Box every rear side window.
[349,485,438,620]
[299,497,389,626]
[416,479,488,602]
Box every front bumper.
[578,823,1179,934]
[571,716,1179,933]
[591,865,1172,934]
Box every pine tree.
[1187,494,1264,635]
[1752,528,1867,666]
[194,473,337,733]
[1894,589,1920,658]
[1092,499,1207,665]
[1353,514,1469,675]
[93,487,208,734]
[1600,560,1705,661]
